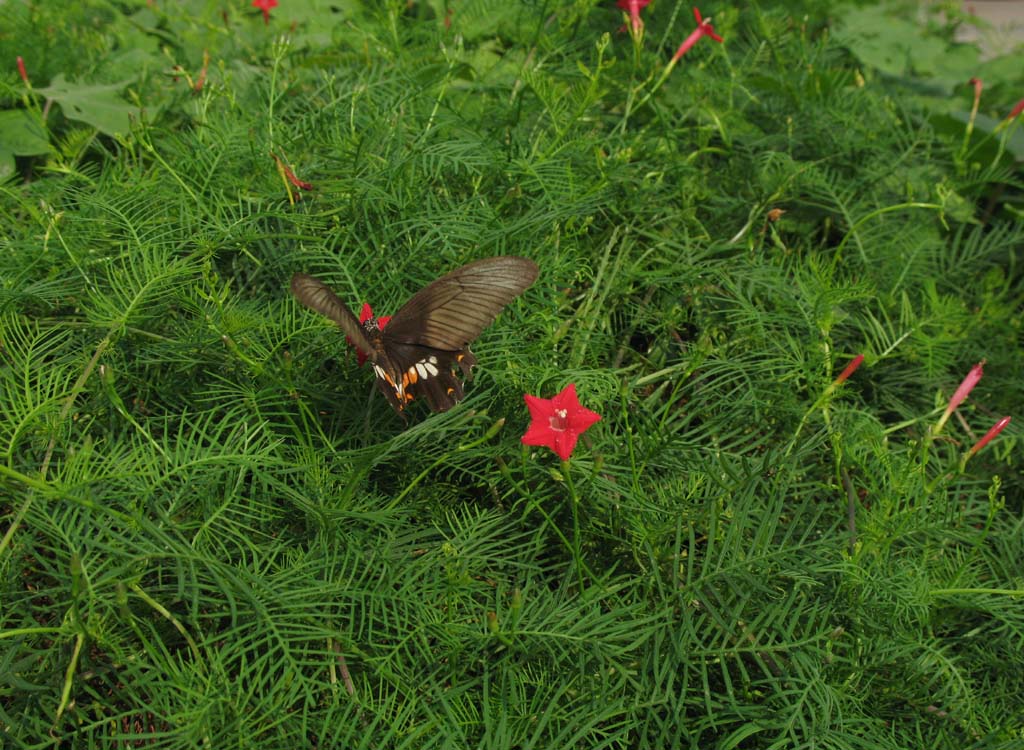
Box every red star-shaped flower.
[671,7,724,63]
[252,0,278,25]
[350,303,390,366]
[521,383,602,461]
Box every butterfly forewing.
[383,256,539,350]
[290,272,376,358]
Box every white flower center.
[549,408,568,431]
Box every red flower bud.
[834,354,865,386]
[967,416,1011,460]
[934,361,984,435]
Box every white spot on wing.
[415,363,429,379]
[424,361,439,376]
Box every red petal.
[553,430,581,461]
[522,393,559,453]
[569,407,602,433]
[524,392,557,421]
[549,383,580,410]
[522,421,557,448]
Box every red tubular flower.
[351,303,390,366]
[967,416,1011,459]
[933,360,984,435]
[949,361,984,411]
[967,77,983,122]
[16,56,29,85]
[1007,99,1024,120]
[671,7,723,63]
[522,383,602,461]
[834,354,865,386]
[252,0,278,25]
[616,0,651,34]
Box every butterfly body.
[292,256,537,414]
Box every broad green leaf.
[0,109,51,180]
[835,8,979,87]
[35,74,139,137]
[0,110,50,155]
[0,152,13,180]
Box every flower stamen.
[549,409,568,431]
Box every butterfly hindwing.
[374,342,479,413]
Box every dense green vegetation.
[1,1,1022,747]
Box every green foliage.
[1,0,1022,748]
[833,0,1024,164]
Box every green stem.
[511,449,600,586]
[931,587,1024,597]
[562,459,586,592]
[130,582,203,662]
[53,631,85,724]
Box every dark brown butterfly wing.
[372,343,478,413]
[383,256,539,350]
[290,272,375,360]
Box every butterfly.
[291,256,539,413]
